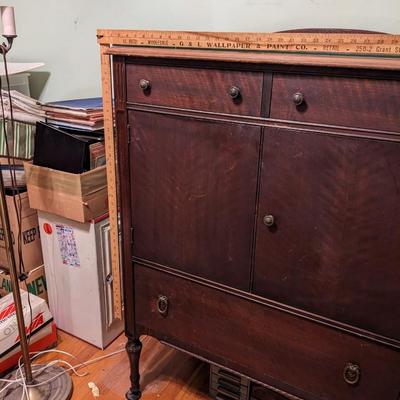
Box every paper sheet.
[0,62,44,76]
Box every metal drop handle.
[343,362,361,386]
[229,86,241,99]
[157,295,169,317]
[139,79,151,91]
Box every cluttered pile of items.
[0,87,122,376]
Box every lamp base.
[0,364,73,400]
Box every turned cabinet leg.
[126,337,143,400]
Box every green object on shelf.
[0,119,34,159]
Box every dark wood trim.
[106,46,400,72]
[113,55,136,337]
[260,72,273,118]
[249,128,264,293]
[133,257,400,351]
[158,339,305,400]
[121,55,400,81]
[126,102,400,142]
[133,329,311,400]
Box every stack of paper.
[0,158,26,189]
[0,90,45,124]
[43,97,103,131]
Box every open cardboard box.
[24,162,108,223]
[0,191,43,272]
[0,264,48,303]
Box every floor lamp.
[0,6,73,399]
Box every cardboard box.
[0,191,43,272]
[0,290,57,374]
[24,162,108,223]
[0,265,48,303]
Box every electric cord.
[0,347,126,397]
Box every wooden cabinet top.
[106,46,400,71]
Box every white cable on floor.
[0,346,126,398]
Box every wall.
[4,0,400,102]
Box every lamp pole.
[0,166,33,383]
[0,7,73,399]
[0,19,33,383]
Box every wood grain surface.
[106,47,400,71]
[135,264,400,400]
[126,63,263,116]
[254,127,400,340]
[36,332,210,400]
[270,74,400,132]
[129,111,261,290]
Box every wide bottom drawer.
[134,264,400,400]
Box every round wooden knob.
[139,79,151,91]
[229,86,241,99]
[293,92,304,106]
[263,214,275,227]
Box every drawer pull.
[228,86,241,100]
[139,79,151,91]
[263,214,275,228]
[343,362,361,386]
[293,92,305,106]
[157,295,169,317]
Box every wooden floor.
[37,331,211,400]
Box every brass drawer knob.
[293,92,304,106]
[343,362,361,386]
[139,79,151,91]
[157,295,169,317]
[228,86,241,99]
[263,214,275,227]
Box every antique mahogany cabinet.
[106,32,400,400]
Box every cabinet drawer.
[270,74,400,132]
[135,264,400,400]
[126,64,263,116]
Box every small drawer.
[270,74,400,132]
[135,264,400,400]
[126,64,263,116]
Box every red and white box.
[0,290,57,374]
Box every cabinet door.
[129,111,261,290]
[254,127,400,340]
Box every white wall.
[4,0,400,102]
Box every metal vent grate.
[209,365,250,400]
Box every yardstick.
[100,44,122,320]
[98,29,400,319]
[97,30,400,57]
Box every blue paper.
[46,97,103,110]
